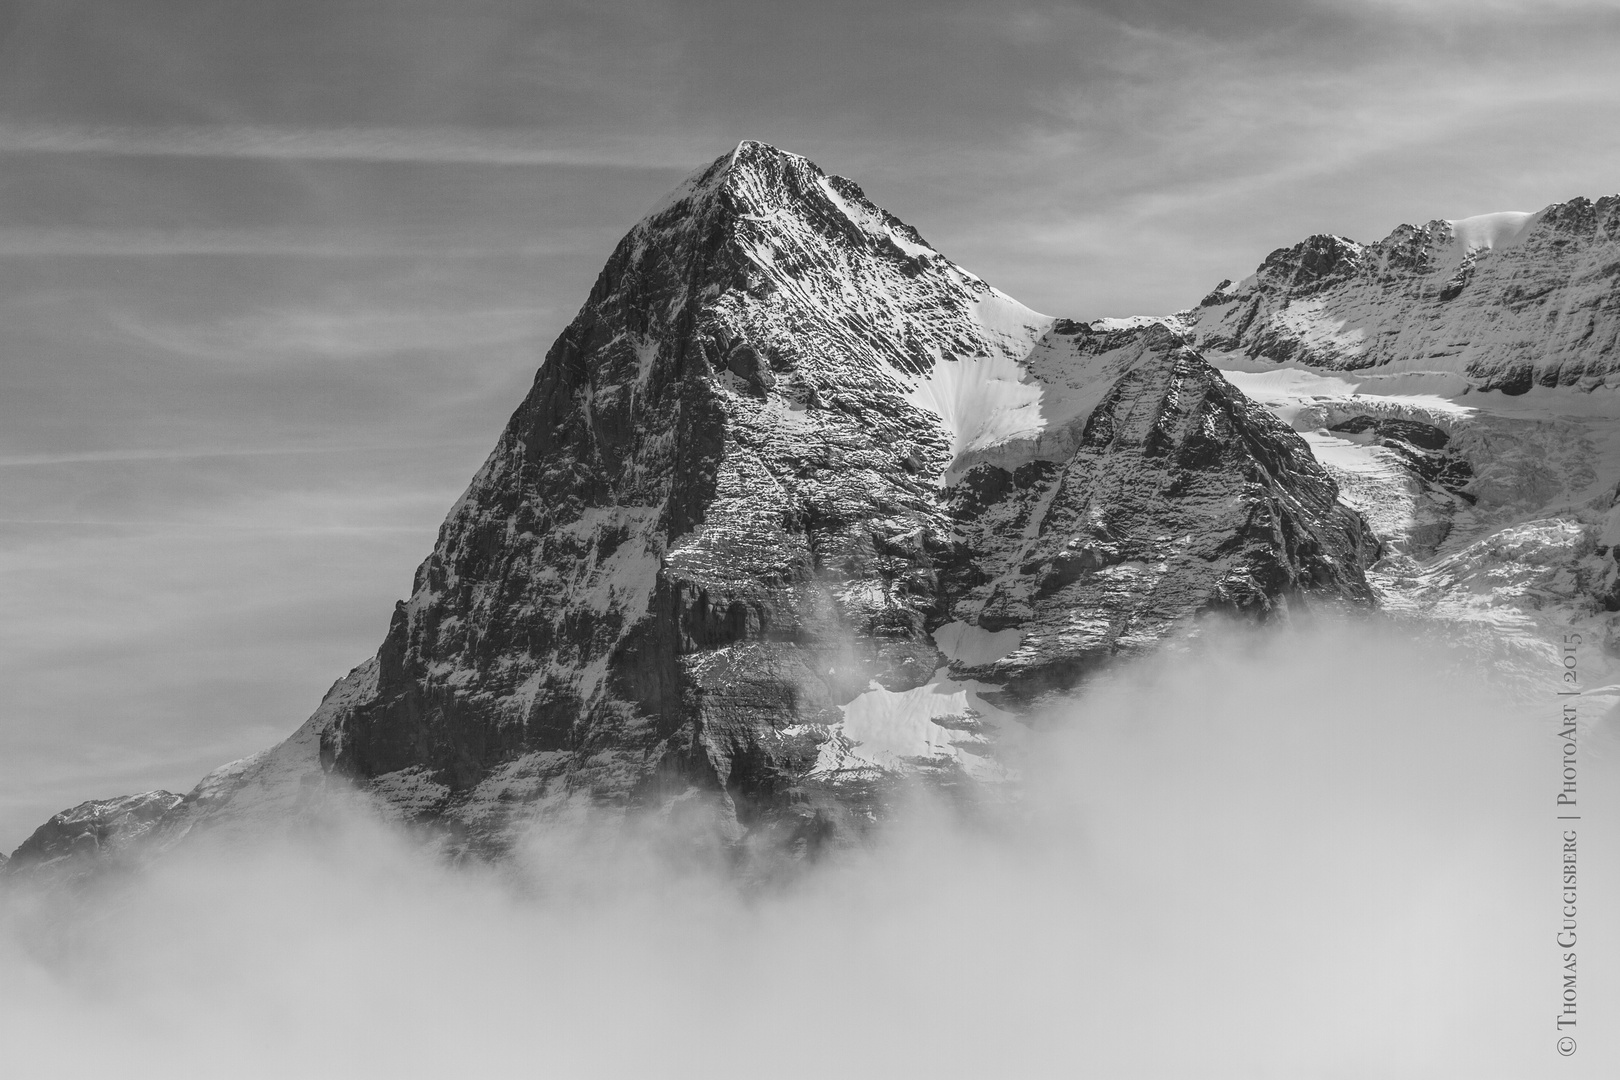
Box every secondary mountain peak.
[1183,194,1620,391]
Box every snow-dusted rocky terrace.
[1217,355,1620,712]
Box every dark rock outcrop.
[1327,416,1474,495]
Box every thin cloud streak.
[0,121,708,168]
[1349,0,1620,16]
[0,440,490,469]
[0,519,430,534]
[0,226,609,258]
[110,306,549,361]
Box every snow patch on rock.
[1447,210,1537,254]
[933,621,1024,666]
[906,352,1046,477]
[815,670,1014,780]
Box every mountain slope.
[1175,198,1620,723]
[3,791,182,881]
[5,142,1381,867]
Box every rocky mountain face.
[1170,200,1620,713]
[40,142,1620,877]
[4,791,182,878]
[1180,198,1620,393]
[1220,362,1620,682]
[296,141,1378,850]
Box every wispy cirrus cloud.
[1343,0,1620,15]
[108,305,548,361]
[0,121,707,168]
[0,225,611,258]
[913,0,1620,316]
[0,518,430,533]
[0,481,461,841]
[0,440,490,470]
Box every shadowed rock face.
[1180,196,1620,392]
[7,142,1381,865]
[947,326,1378,704]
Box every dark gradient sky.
[4,0,1620,844]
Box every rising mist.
[2,620,1614,1079]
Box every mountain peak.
[5,147,1385,869]
[635,141,940,273]
[726,137,803,170]
[295,144,1377,845]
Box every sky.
[4,0,1620,846]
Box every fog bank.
[3,622,1615,1078]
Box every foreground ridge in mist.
[8,624,1614,1077]
[5,141,1387,872]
